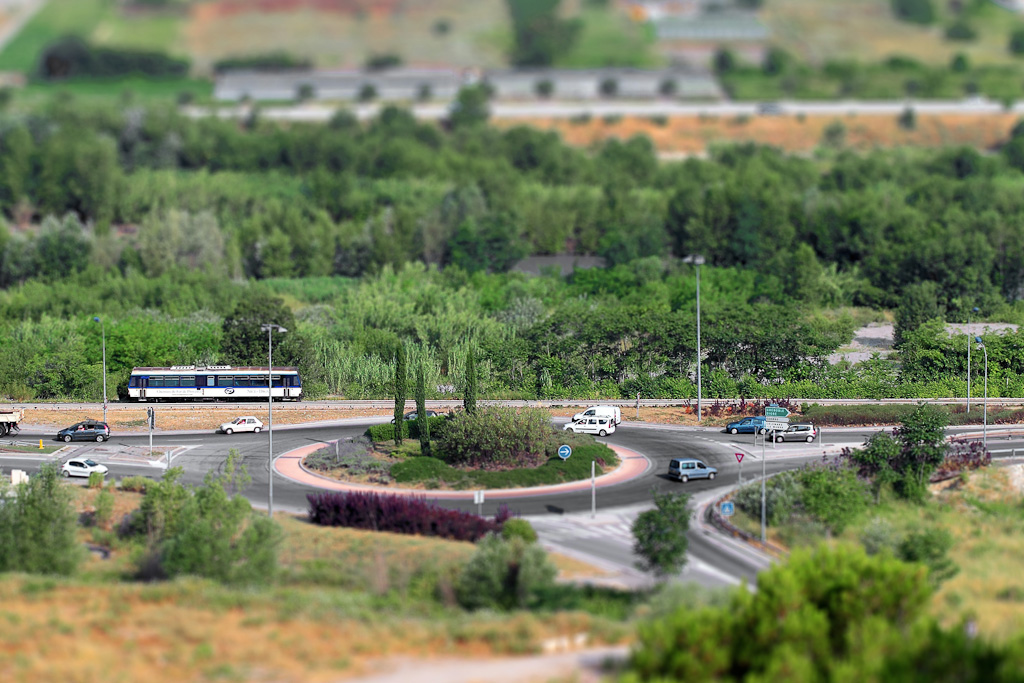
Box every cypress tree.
[464,345,477,414]
[394,344,406,445]
[416,357,430,457]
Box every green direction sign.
[764,405,790,418]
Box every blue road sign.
[558,444,572,460]
[720,501,735,517]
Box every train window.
[179,376,196,387]
[129,376,137,388]
[206,376,214,387]
[165,376,179,387]
[234,376,250,387]
[217,377,233,387]
[150,377,163,387]
[252,376,268,387]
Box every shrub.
[733,471,803,526]
[358,84,377,101]
[434,407,552,470]
[599,78,618,97]
[891,0,935,25]
[213,52,311,73]
[93,488,114,529]
[37,36,190,80]
[945,20,977,41]
[87,471,105,488]
[455,534,557,610]
[632,491,690,579]
[795,458,868,534]
[1011,28,1024,55]
[304,437,373,471]
[389,456,453,484]
[365,53,402,70]
[932,440,991,481]
[0,464,82,575]
[366,416,446,443]
[535,79,554,98]
[307,490,504,542]
[501,518,538,543]
[898,528,958,586]
[898,106,916,131]
[118,475,151,493]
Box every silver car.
[773,423,817,443]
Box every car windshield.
[84,460,98,467]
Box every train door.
[139,376,149,401]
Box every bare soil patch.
[497,112,1020,155]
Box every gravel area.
[829,322,1019,365]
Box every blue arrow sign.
[558,445,572,460]
[720,501,735,517]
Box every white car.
[218,416,264,435]
[61,458,109,478]
[563,417,616,437]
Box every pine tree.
[464,345,477,414]
[393,344,406,445]
[416,357,430,457]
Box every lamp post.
[684,255,705,422]
[93,317,107,424]
[975,336,987,449]
[967,307,978,413]
[261,323,287,518]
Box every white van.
[571,406,622,425]
[563,417,616,437]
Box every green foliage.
[894,403,949,498]
[455,533,557,610]
[463,345,477,414]
[93,487,114,529]
[946,20,978,42]
[1010,28,1024,56]
[899,527,959,585]
[505,0,581,67]
[87,471,105,488]
[795,462,869,534]
[156,450,281,584]
[0,464,82,575]
[36,36,190,80]
[134,466,191,540]
[448,85,490,129]
[625,544,971,682]
[733,470,803,526]
[631,491,690,579]
[898,106,917,130]
[393,345,406,446]
[895,281,943,348]
[891,0,936,25]
[118,475,151,493]
[366,416,446,443]
[416,356,430,457]
[435,406,550,469]
[501,518,538,543]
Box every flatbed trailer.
[0,409,23,437]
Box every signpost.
[558,445,572,460]
[473,489,485,516]
[591,460,596,519]
[764,405,790,418]
[735,452,744,485]
[720,501,734,517]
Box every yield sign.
[735,452,745,464]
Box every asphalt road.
[3,418,1021,589]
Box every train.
[127,366,302,402]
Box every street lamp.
[261,323,287,518]
[93,317,107,424]
[975,336,987,449]
[967,307,978,413]
[684,255,705,422]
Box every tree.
[898,106,917,130]
[456,534,557,610]
[393,343,406,445]
[712,47,737,75]
[1010,28,1024,55]
[448,84,491,130]
[221,293,297,366]
[891,0,935,25]
[416,355,430,456]
[505,0,581,67]
[893,403,949,499]
[464,345,477,414]
[894,281,942,348]
[632,491,690,579]
[0,464,82,575]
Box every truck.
[0,409,23,437]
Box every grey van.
[668,458,717,483]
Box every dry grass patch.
[498,113,1021,155]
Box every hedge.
[307,490,509,542]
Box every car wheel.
[225,428,233,435]
[708,472,716,480]
[62,470,69,477]
[759,428,766,434]
[729,428,738,435]
[254,427,261,433]
[599,429,607,437]
[63,435,72,443]
[96,435,105,443]
[680,475,688,483]
[806,435,814,443]
[775,435,783,443]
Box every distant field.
[501,111,1021,155]
[761,0,1024,66]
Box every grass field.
[557,7,663,69]
[761,0,1024,66]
